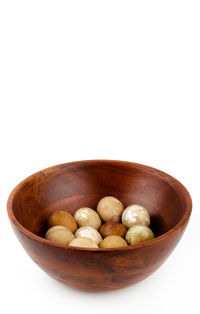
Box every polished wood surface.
[7,160,192,291]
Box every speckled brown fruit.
[125,225,154,245]
[48,210,77,233]
[100,222,127,238]
[69,237,98,248]
[75,226,102,245]
[74,207,101,230]
[45,225,75,245]
[122,204,150,229]
[100,235,128,248]
[97,196,124,222]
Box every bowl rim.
[7,159,192,252]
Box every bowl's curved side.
[10,218,189,292]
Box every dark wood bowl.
[7,160,192,291]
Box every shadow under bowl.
[7,160,192,291]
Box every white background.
[0,1,199,313]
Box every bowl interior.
[11,161,187,238]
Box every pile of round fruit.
[45,196,155,248]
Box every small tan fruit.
[122,204,150,228]
[100,235,128,248]
[125,225,154,245]
[48,210,77,233]
[45,225,74,245]
[97,196,124,222]
[74,207,101,230]
[100,222,127,238]
[69,237,98,248]
[75,226,102,245]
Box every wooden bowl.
[7,160,192,291]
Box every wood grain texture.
[7,160,192,291]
